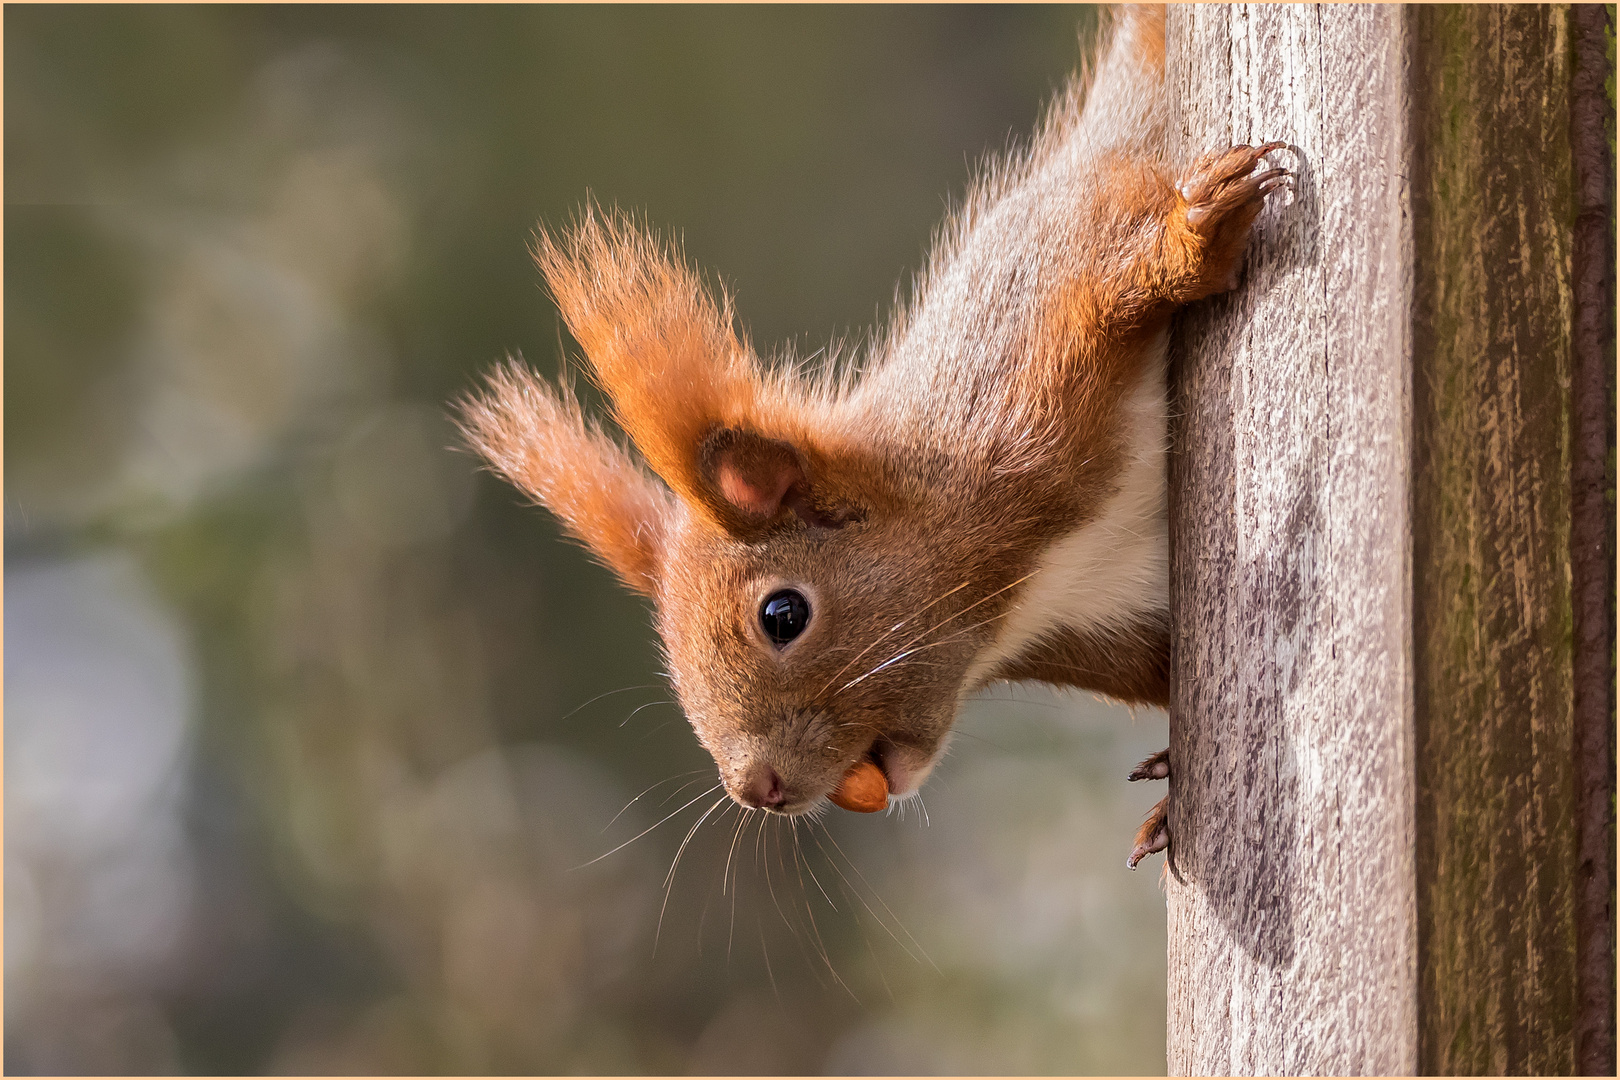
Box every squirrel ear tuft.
[536,205,877,537]
[458,362,671,596]
[535,206,752,511]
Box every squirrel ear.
[705,429,802,518]
[537,206,872,536]
[459,363,671,596]
[699,428,851,531]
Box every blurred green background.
[5,5,1172,1074]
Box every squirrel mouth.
[774,738,934,816]
[870,735,944,798]
[868,741,896,786]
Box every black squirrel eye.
[760,590,811,646]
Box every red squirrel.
[460,5,1287,869]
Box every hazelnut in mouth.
[828,754,889,813]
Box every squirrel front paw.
[1172,141,1291,301]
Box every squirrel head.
[460,208,1025,813]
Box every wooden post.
[1163,5,1614,1075]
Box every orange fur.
[532,208,751,507]
[458,361,672,594]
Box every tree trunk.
[1163,5,1614,1075]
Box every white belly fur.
[966,331,1170,687]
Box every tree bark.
[1164,6,1417,1074]
[1567,6,1618,1076]
[1407,9,1582,1073]
[1163,5,1610,1075]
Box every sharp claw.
[1174,141,1292,302]
[1127,749,1171,782]
[1128,791,1171,869]
[1127,830,1167,870]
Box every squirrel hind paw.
[1126,796,1170,870]
[1126,746,1170,782]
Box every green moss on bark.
[1410,5,1580,1074]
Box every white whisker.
[617,698,679,728]
[602,769,709,833]
[833,570,1038,698]
[818,827,939,973]
[558,683,662,722]
[817,579,973,697]
[571,782,722,870]
[838,606,1018,695]
[654,792,730,953]
[807,827,925,967]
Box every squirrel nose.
[739,765,786,809]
